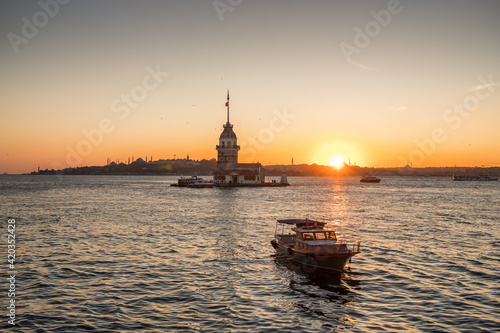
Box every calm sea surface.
[1,175,499,332]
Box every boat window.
[326,232,337,240]
[315,232,326,240]
[302,233,314,240]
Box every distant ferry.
[452,174,498,181]
[187,178,214,188]
[170,176,200,187]
[360,175,381,183]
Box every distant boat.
[360,175,381,183]
[452,174,498,181]
[187,178,214,188]
[271,218,360,275]
[170,176,200,187]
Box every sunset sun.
[329,155,345,168]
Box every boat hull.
[360,178,381,183]
[453,175,498,181]
[214,182,290,187]
[187,184,214,188]
[272,240,357,274]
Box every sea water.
[1,175,499,332]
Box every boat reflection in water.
[273,249,362,287]
[272,251,363,328]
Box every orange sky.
[1,1,500,174]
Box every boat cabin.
[294,228,337,242]
[292,227,346,253]
[274,219,352,255]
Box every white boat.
[187,178,214,188]
[170,176,200,187]
[271,218,360,275]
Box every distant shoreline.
[14,161,500,178]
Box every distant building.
[213,91,266,185]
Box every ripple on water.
[1,175,499,332]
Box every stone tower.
[216,90,240,170]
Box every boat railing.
[276,234,295,246]
[311,241,360,254]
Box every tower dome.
[216,90,240,170]
[219,122,237,139]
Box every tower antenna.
[226,90,230,123]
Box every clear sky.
[1,0,500,174]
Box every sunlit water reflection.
[1,175,499,332]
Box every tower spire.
[226,90,230,123]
